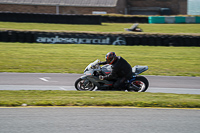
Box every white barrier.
[165,16,175,23]
[185,17,196,23]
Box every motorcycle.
[75,59,149,92]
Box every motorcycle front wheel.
[129,76,149,92]
[75,78,96,91]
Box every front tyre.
[75,78,96,91]
[129,76,149,92]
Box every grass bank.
[0,22,200,34]
[0,42,199,76]
[0,90,199,108]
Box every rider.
[98,52,133,90]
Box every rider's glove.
[99,75,104,80]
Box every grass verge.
[0,90,199,108]
[0,22,200,34]
[0,42,200,76]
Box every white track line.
[39,77,49,82]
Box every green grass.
[0,22,200,108]
[0,90,199,108]
[0,22,200,34]
[0,42,199,76]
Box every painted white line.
[39,77,58,82]
[39,77,50,82]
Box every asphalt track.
[0,73,200,133]
[0,107,200,133]
[0,73,200,94]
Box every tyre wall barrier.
[101,16,148,23]
[149,16,200,23]
[0,30,199,46]
[0,12,101,25]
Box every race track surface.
[0,73,200,94]
[1,73,200,133]
[0,107,200,133]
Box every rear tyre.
[75,78,96,91]
[129,76,149,92]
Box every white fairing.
[101,64,112,73]
[84,59,100,72]
[132,65,148,75]
[84,60,148,76]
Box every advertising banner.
[35,34,126,45]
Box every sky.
[188,0,200,15]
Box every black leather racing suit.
[99,56,133,90]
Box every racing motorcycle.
[75,59,149,92]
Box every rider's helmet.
[105,52,117,64]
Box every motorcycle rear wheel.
[129,76,149,92]
[75,78,96,91]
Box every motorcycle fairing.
[132,65,148,75]
[101,64,112,75]
[81,75,113,88]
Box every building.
[128,0,187,15]
[0,0,187,15]
[0,0,126,14]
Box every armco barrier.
[175,16,185,23]
[186,17,196,23]
[0,30,199,46]
[148,16,165,24]
[149,16,200,24]
[196,16,200,23]
[165,16,175,23]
